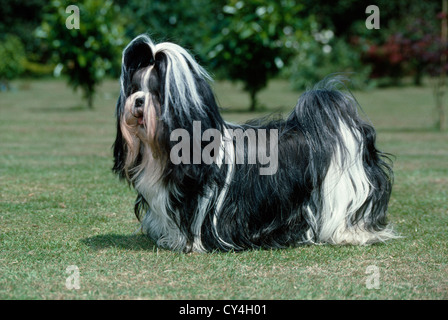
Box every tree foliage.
[0,0,50,74]
[37,0,126,108]
[288,32,371,90]
[6,0,446,124]
[208,0,312,111]
[117,0,220,63]
[0,34,26,89]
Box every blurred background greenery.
[1,2,447,300]
[0,0,446,127]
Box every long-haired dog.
[113,35,396,252]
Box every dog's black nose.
[135,97,144,108]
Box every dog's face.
[122,65,159,144]
[113,35,224,181]
[119,63,161,179]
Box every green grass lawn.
[0,78,447,299]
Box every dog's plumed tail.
[290,76,396,245]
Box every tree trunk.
[86,88,94,109]
[435,80,447,131]
[87,94,93,109]
[249,89,257,112]
[438,0,447,131]
[413,65,423,86]
[439,97,446,131]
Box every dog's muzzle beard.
[120,90,160,181]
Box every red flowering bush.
[363,16,447,85]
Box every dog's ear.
[113,93,127,180]
[123,36,154,72]
[121,35,155,97]
[114,35,155,180]
[152,44,226,190]
[152,45,225,151]
[152,44,212,127]
[117,35,155,127]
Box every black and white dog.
[113,35,395,252]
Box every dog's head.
[113,35,223,181]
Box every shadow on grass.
[81,233,157,251]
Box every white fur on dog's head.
[113,35,223,181]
